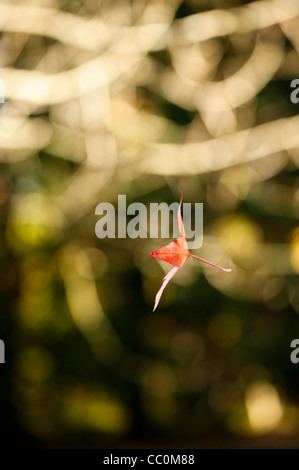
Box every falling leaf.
[150,194,231,311]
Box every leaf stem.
[189,254,231,272]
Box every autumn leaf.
[150,195,231,311]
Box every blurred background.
[1,0,299,449]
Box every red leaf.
[150,194,231,311]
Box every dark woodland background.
[1,0,299,448]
